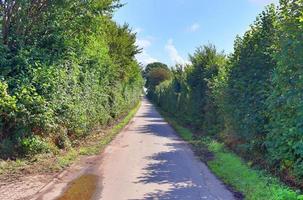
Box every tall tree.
[144,62,171,94]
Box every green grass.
[206,140,302,200]
[0,102,141,175]
[158,109,303,200]
[165,119,193,141]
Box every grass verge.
[0,102,141,177]
[158,109,303,200]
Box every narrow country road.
[37,98,235,200]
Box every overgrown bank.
[0,101,141,176]
[146,0,303,190]
[0,1,143,158]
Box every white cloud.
[248,0,278,5]
[165,39,190,66]
[134,27,143,34]
[187,23,200,32]
[135,38,151,49]
[135,38,158,66]
[136,52,158,66]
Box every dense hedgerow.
[223,5,278,158]
[266,0,303,178]
[0,0,143,158]
[149,0,303,184]
[152,45,226,133]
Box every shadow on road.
[130,104,219,200]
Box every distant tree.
[144,62,169,77]
[144,62,171,93]
[148,67,171,88]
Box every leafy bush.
[151,45,226,133]
[0,0,143,158]
[0,139,15,158]
[20,136,51,156]
[266,0,303,178]
[149,0,303,188]
[223,5,278,157]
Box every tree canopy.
[144,62,171,95]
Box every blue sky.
[114,0,278,66]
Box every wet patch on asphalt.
[57,174,98,200]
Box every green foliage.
[161,110,302,200]
[0,0,143,158]
[150,0,303,187]
[223,5,278,156]
[151,45,226,132]
[207,140,303,200]
[148,68,171,88]
[144,62,171,95]
[0,82,17,137]
[0,102,140,175]
[20,136,51,156]
[0,139,14,158]
[266,0,303,178]
[0,82,16,113]
[144,62,169,77]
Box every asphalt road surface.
[99,98,234,200]
[36,98,235,200]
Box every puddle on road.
[57,174,98,200]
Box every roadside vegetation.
[0,101,140,176]
[0,0,143,160]
[146,0,303,197]
[161,110,303,200]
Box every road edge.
[31,101,142,200]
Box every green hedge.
[0,0,143,158]
[150,0,303,185]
